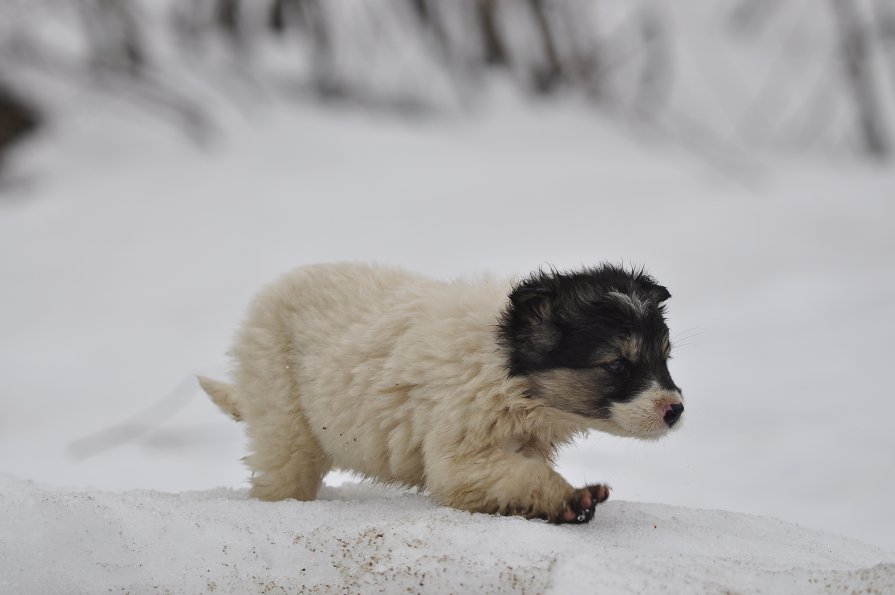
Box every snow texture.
[2,475,893,594]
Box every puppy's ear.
[510,286,554,319]
[506,285,560,364]
[633,272,671,304]
[647,284,671,304]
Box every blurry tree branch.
[407,0,450,65]
[476,0,509,66]
[634,5,671,113]
[2,0,894,166]
[4,24,213,146]
[215,0,241,44]
[527,0,563,92]
[829,0,889,157]
[78,0,146,76]
[0,81,40,169]
[875,0,895,99]
[408,0,446,47]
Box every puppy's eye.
[606,358,629,375]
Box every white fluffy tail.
[197,376,242,421]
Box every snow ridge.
[1,475,892,594]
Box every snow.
[1,82,894,590]
[2,475,893,594]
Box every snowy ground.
[1,93,894,591]
[2,475,894,594]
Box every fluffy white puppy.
[200,262,683,523]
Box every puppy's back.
[227,262,514,484]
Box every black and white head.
[498,264,683,439]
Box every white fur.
[610,381,684,439]
[201,263,651,518]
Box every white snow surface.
[2,475,893,594]
[1,90,895,592]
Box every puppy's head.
[498,265,683,439]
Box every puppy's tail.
[198,376,243,421]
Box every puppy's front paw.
[553,484,610,524]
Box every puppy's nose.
[664,403,684,427]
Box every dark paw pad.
[556,484,610,524]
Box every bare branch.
[0,81,40,171]
[476,0,509,66]
[527,0,563,92]
[829,0,890,157]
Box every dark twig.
[829,0,890,157]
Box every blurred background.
[1,0,893,553]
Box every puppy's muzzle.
[663,403,684,427]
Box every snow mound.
[1,475,892,594]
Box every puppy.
[199,263,683,523]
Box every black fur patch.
[497,264,679,416]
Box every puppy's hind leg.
[244,405,332,502]
[245,411,331,501]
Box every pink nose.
[664,403,684,427]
